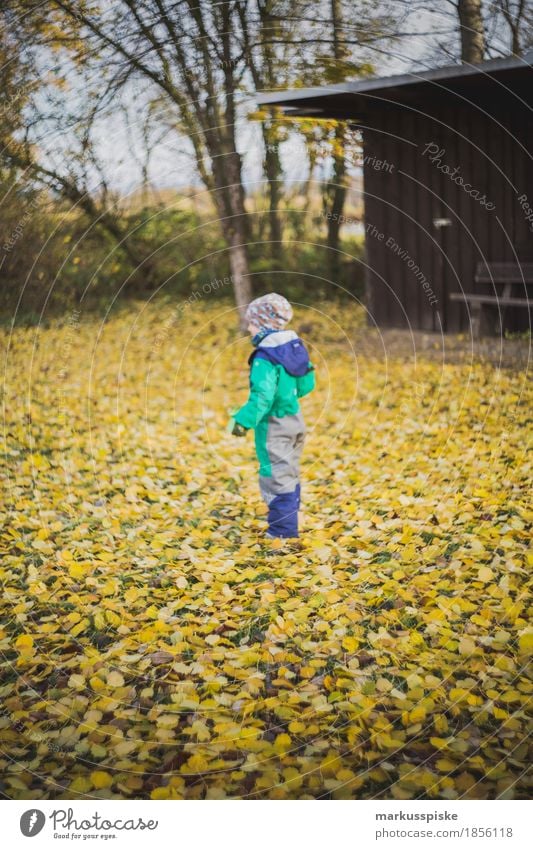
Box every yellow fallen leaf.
[458,637,476,655]
[435,758,457,772]
[90,770,113,789]
[15,634,34,654]
[273,733,292,753]
[518,631,533,656]
[430,737,451,750]
[70,776,92,793]
[342,636,359,652]
[115,740,137,757]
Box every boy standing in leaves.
[230,293,315,540]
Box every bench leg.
[494,306,509,339]
[470,304,494,339]
[470,303,482,339]
[479,305,493,337]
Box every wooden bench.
[450,262,533,337]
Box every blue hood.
[249,330,312,377]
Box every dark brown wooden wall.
[361,92,533,332]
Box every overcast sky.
[38,5,461,198]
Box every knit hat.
[245,293,293,333]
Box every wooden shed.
[259,52,533,333]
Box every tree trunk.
[214,148,253,328]
[263,123,283,263]
[458,0,485,62]
[498,0,526,56]
[326,124,348,282]
[296,144,317,241]
[227,235,252,326]
[511,24,521,56]
[255,3,283,262]
[325,0,349,282]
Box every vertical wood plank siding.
[361,91,532,332]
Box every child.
[230,293,315,539]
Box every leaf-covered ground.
[1,299,531,800]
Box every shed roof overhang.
[257,52,533,120]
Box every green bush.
[0,184,366,326]
[249,235,365,303]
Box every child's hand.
[231,421,248,437]
[226,416,247,436]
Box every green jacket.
[234,332,315,429]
